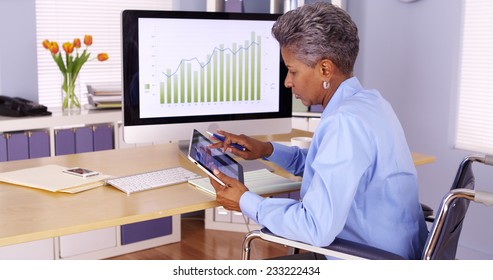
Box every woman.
[208,2,428,260]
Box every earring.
[323,81,330,89]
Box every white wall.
[0,0,38,101]
[348,0,493,259]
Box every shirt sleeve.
[240,113,374,247]
[266,142,308,176]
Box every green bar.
[145,84,150,90]
[187,63,192,103]
[238,45,243,101]
[200,66,205,102]
[174,75,179,104]
[232,43,237,102]
[207,55,212,102]
[256,35,261,100]
[160,82,165,104]
[180,63,185,103]
[226,53,231,101]
[194,70,198,103]
[214,51,218,102]
[250,32,255,101]
[244,40,249,101]
[220,44,224,102]
[166,69,172,104]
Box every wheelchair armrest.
[327,238,405,260]
[421,203,435,223]
[259,228,404,260]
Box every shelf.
[0,108,122,132]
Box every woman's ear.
[318,59,334,78]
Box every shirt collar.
[321,76,362,118]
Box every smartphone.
[63,167,100,178]
[188,129,244,186]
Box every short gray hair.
[272,2,359,75]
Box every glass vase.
[61,73,81,114]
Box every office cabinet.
[121,217,173,245]
[0,238,55,260]
[28,130,50,158]
[75,126,94,153]
[6,132,29,161]
[0,134,7,162]
[1,130,51,161]
[59,227,117,258]
[93,123,114,151]
[55,128,76,155]
[214,206,232,223]
[55,124,115,155]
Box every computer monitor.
[121,10,292,148]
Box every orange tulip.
[73,38,81,48]
[84,35,92,46]
[62,42,75,54]
[49,42,59,54]
[42,39,50,49]
[97,53,109,61]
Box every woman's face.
[281,47,325,107]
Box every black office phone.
[0,95,51,117]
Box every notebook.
[188,168,301,196]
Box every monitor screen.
[121,10,292,145]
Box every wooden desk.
[0,129,434,247]
[260,129,436,167]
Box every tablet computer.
[188,129,244,186]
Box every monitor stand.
[178,140,190,156]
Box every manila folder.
[0,164,111,193]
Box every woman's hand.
[209,169,249,212]
[209,129,274,160]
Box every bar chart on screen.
[137,17,281,119]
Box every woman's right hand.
[209,129,273,160]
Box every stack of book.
[86,83,122,109]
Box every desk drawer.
[0,238,55,260]
[59,227,116,258]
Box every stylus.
[206,131,246,151]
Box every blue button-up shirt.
[240,77,428,259]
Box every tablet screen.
[188,129,244,184]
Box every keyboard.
[106,166,202,194]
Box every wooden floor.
[107,215,289,260]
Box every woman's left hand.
[208,169,249,212]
